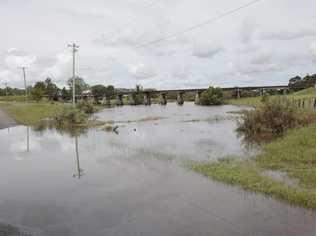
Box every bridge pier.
[159,93,167,105]
[177,92,184,105]
[144,92,151,106]
[129,93,137,105]
[194,91,202,105]
[260,88,265,96]
[116,94,123,106]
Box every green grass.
[0,102,65,125]
[0,95,28,102]
[290,87,316,98]
[189,123,316,209]
[226,96,263,107]
[227,88,316,107]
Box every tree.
[135,84,143,93]
[61,87,70,100]
[31,81,46,101]
[105,85,115,98]
[67,77,89,97]
[91,84,107,103]
[45,78,58,100]
[200,86,224,105]
[288,74,316,91]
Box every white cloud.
[4,54,36,69]
[128,62,156,80]
[250,51,272,65]
[261,28,316,41]
[240,18,256,44]
[310,42,316,57]
[0,0,316,89]
[193,43,223,59]
[40,53,71,83]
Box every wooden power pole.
[68,43,79,107]
[20,67,28,102]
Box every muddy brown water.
[0,103,315,236]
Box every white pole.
[68,43,79,108]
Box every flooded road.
[0,103,315,236]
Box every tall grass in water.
[238,98,314,140]
[54,107,88,125]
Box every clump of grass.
[237,99,313,140]
[54,107,88,126]
[77,100,96,114]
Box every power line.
[136,0,263,48]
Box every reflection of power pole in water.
[73,136,85,178]
[26,126,30,152]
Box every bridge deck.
[117,85,289,95]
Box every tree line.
[289,74,316,91]
[28,77,115,103]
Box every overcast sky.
[0,0,316,89]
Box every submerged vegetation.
[54,107,89,126]
[190,88,316,209]
[237,99,314,141]
[200,86,224,105]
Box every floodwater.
[0,103,315,236]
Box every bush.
[77,100,95,114]
[238,99,312,140]
[200,86,223,105]
[54,107,88,125]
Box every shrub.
[238,99,312,140]
[54,107,88,125]
[77,100,95,114]
[200,86,224,105]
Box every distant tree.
[61,87,70,100]
[105,85,115,98]
[289,76,302,91]
[91,84,107,103]
[135,84,143,93]
[45,78,58,100]
[200,86,224,105]
[288,74,316,91]
[31,81,46,101]
[67,77,89,97]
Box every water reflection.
[73,136,85,179]
[26,126,30,152]
[0,104,315,235]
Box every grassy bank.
[227,88,316,107]
[227,96,263,107]
[0,102,65,125]
[190,114,316,209]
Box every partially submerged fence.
[281,97,316,111]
